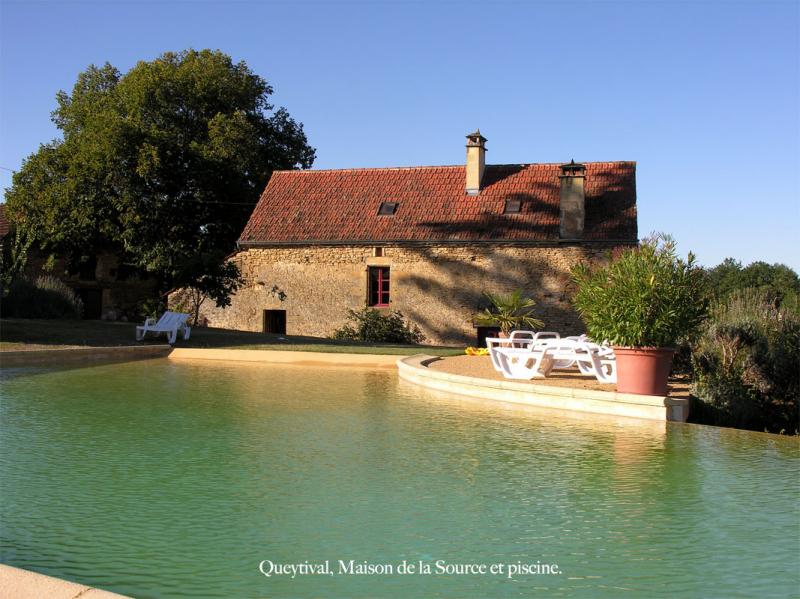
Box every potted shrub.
[571,234,708,396]
[474,289,544,337]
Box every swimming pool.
[1,359,798,598]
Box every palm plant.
[474,289,544,336]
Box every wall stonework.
[25,251,158,320]
[181,243,632,345]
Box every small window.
[377,202,398,216]
[504,199,522,214]
[368,266,390,307]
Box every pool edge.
[167,347,399,368]
[0,563,131,599]
[0,345,172,367]
[396,354,690,422]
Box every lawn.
[0,319,464,356]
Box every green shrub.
[332,308,425,344]
[1,275,84,319]
[691,288,799,434]
[137,297,165,320]
[473,289,544,335]
[571,233,708,347]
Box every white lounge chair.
[136,311,191,345]
[489,335,617,383]
[541,338,616,383]
[493,344,555,379]
[573,342,617,384]
[486,331,559,372]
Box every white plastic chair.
[135,311,191,345]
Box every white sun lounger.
[135,311,191,345]
[486,331,560,372]
[490,335,617,383]
[492,344,555,379]
[548,340,617,384]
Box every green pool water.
[1,359,798,598]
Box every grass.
[0,318,464,356]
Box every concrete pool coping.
[397,354,690,422]
[0,564,131,599]
[167,347,400,368]
[0,344,172,367]
[0,345,404,369]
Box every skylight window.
[504,199,522,214]
[377,202,399,216]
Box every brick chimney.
[559,160,586,239]
[465,129,487,195]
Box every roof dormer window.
[504,199,522,214]
[377,202,398,216]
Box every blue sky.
[1,0,798,269]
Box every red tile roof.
[239,162,637,245]
[0,204,9,238]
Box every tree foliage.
[177,251,244,325]
[705,258,799,305]
[0,226,35,296]
[5,49,315,300]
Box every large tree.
[5,49,315,301]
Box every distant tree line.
[704,258,799,308]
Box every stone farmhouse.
[191,131,638,345]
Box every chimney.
[559,160,586,239]
[465,129,487,195]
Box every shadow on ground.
[0,319,463,356]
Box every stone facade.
[25,251,158,320]
[181,242,631,345]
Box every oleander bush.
[571,233,709,347]
[332,308,425,344]
[690,288,799,434]
[1,275,84,319]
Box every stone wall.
[177,242,631,345]
[24,251,158,321]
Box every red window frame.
[368,266,390,307]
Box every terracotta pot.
[613,347,676,396]
[498,331,509,339]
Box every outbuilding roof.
[239,161,637,245]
